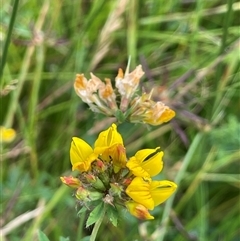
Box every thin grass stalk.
[4,45,35,127]
[74,0,105,71]
[198,183,208,241]
[175,146,216,213]
[127,0,137,67]
[189,0,203,67]
[27,44,45,178]
[4,1,49,127]
[151,133,203,241]
[139,2,240,25]
[211,41,239,123]
[213,0,234,112]
[0,0,19,79]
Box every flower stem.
[90,205,106,241]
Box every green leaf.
[86,203,104,228]
[106,206,118,227]
[37,230,50,241]
[77,206,88,216]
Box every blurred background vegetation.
[1,0,239,240]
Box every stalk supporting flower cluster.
[61,124,177,223]
[74,65,175,125]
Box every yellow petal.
[126,177,154,210]
[127,148,163,177]
[144,102,175,126]
[158,108,176,123]
[94,123,123,154]
[126,156,150,177]
[101,143,127,172]
[70,137,95,172]
[150,180,177,206]
[125,201,154,220]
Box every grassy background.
[1,0,239,240]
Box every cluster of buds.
[74,65,175,125]
[61,124,177,225]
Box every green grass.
[1,0,239,240]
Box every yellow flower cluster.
[61,124,177,220]
[74,66,175,125]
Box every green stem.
[0,0,19,78]
[90,205,105,241]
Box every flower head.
[61,123,177,224]
[74,65,175,126]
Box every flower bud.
[85,174,106,191]
[125,201,154,220]
[109,183,123,198]
[60,176,81,188]
[75,186,90,202]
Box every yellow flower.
[74,74,116,116]
[94,123,126,172]
[70,137,97,172]
[143,102,176,126]
[0,126,16,143]
[125,201,154,220]
[126,177,177,210]
[74,73,103,104]
[126,147,163,177]
[63,123,177,223]
[98,78,118,110]
[115,65,144,111]
[94,123,123,154]
[74,65,176,126]
[101,143,127,173]
[70,124,125,172]
[130,94,176,126]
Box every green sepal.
[98,172,110,187]
[115,109,126,123]
[91,177,106,191]
[89,191,104,201]
[86,202,104,228]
